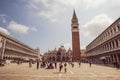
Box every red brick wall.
[72,32,81,61]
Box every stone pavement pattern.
[0,63,120,80]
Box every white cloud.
[111,0,120,6]
[38,10,57,22]
[2,19,6,23]
[8,21,29,34]
[56,0,80,7]
[30,27,37,31]
[83,0,107,9]
[0,14,7,23]
[56,0,107,8]
[83,14,113,38]
[81,45,86,49]
[8,21,38,34]
[0,27,10,35]
[28,0,120,23]
[28,2,38,9]
[34,0,50,7]
[0,14,7,17]
[63,43,71,50]
[29,0,108,22]
[37,2,64,22]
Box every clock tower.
[71,10,81,61]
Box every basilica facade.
[43,45,72,62]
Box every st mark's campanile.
[71,10,81,61]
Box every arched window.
[108,31,110,37]
[52,57,55,61]
[109,30,111,36]
[105,44,106,50]
[66,57,69,61]
[106,44,108,50]
[115,39,118,48]
[107,43,110,50]
[62,56,65,61]
[111,29,113,35]
[113,27,116,33]
[103,44,105,50]
[117,25,120,31]
[112,41,115,49]
[115,25,119,32]
[109,42,112,49]
[57,51,61,55]
[106,33,108,38]
[49,57,51,61]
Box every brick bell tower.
[71,10,81,61]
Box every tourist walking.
[59,62,63,72]
[64,63,67,73]
[72,63,74,68]
[29,60,32,68]
[79,62,81,67]
[54,62,57,69]
[37,61,39,69]
[116,62,119,69]
[89,61,92,67]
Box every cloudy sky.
[0,0,120,54]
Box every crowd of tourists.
[28,60,74,73]
[28,60,97,74]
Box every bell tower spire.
[71,9,81,61]
[72,9,77,19]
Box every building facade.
[86,17,120,67]
[0,32,42,62]
[80,49,87,62]
[71,10,81,61]
[43,45,72,62]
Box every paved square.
[0,63,120,80]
